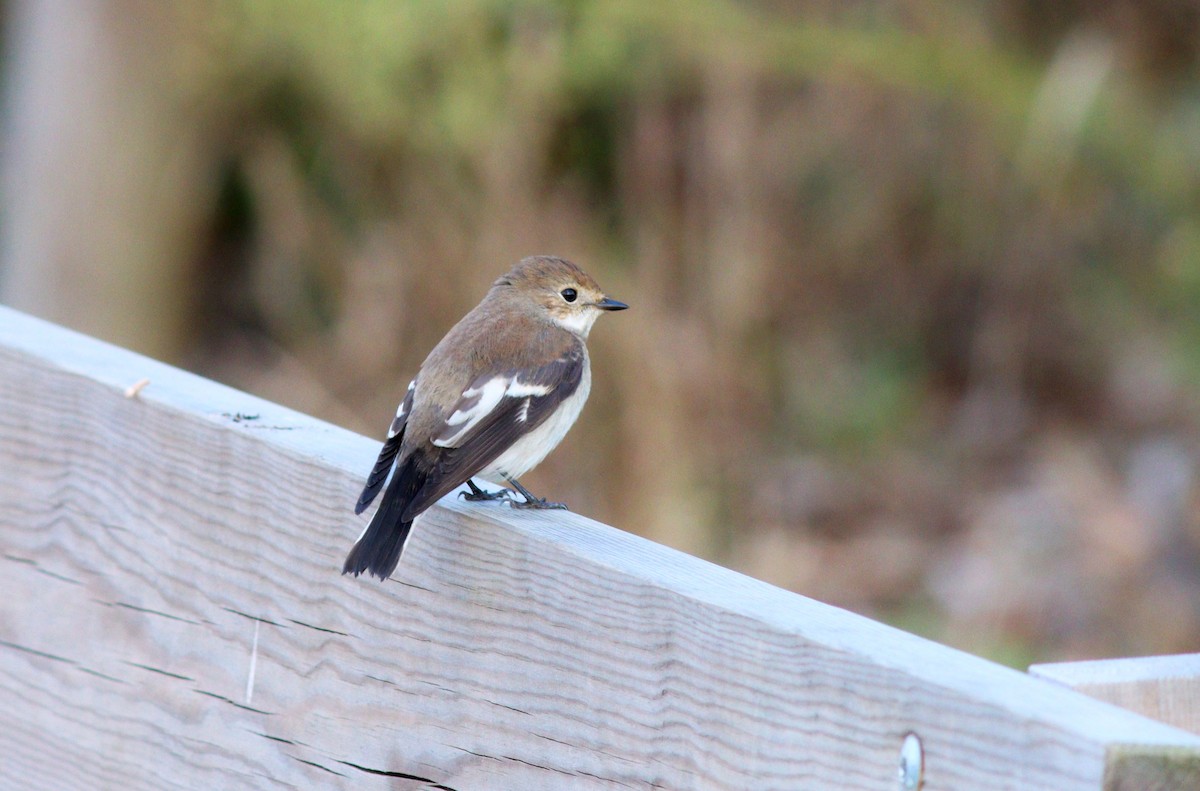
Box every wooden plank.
[1031,655,1200,736]
[1,304,1199,791]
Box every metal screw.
[898,732,924,790]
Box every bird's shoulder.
[409,303,583,430]
[438,306,582,381]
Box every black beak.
[596,297,629,311]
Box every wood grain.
[1032,655,1200,737]
[2,305,1199,791]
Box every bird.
[343,255,628,580]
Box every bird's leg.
[504,475,568,510]
[460,479,513,502]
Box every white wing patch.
[445,377,508,428]
[507,380,552,398]
[433,375,552,448]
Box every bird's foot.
[502,475,568,510]
[460,480,513,502]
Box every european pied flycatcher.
[344,256,628,579]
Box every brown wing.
[399,345,585,521]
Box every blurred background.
[3,0,1200,667]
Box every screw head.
[898,732,924,790]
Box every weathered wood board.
[1032,654,1200,737]
[2,306,1198,790]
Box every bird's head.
[496,256,628,337]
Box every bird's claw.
[460,487,512,502]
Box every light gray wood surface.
[2,305,1198,790]
[1032,654,1200,737]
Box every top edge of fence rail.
[1032,654,1200,685]
[0,304,376,472]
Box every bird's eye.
[560,288,578,303]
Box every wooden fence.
[2,304,1199,790]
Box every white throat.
[552,308,600,338]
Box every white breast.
[476,358,592,483]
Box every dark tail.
[355,431,403,514]
[343,457,426,580]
